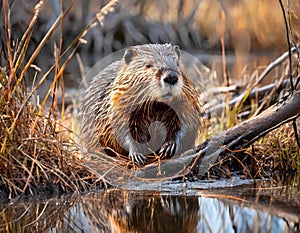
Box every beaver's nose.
[164,71,178,85]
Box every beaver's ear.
[124,48,137,65]
[173,45,181,59]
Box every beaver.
[80,43,202,164]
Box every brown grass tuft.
[0,0,120,201]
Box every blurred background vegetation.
[1,0,299,99]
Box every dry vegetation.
[0,0,121,200]
[0,0,299,201]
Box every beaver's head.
[113,44,186,105]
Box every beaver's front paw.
[159,141,177,159]
[129,151,148,164]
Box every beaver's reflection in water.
[79,190,293,233]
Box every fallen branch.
[210,79,290,118]
[195,90,300,175]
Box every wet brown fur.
[80,43,202,164]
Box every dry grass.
[251,122,300,174]
[0,0,120,201]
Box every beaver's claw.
[129,151,148,165]
[159,141,177,159]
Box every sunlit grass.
[252,123,300,173]
[0,0,120,200]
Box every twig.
[278,0,294,91]
[210,79,290,117]
[32,42,80,131]
[279,0,300,148]
[13,0,44,70]
[286,0,299,53]
[96,0,119,26]
[2,0,13,81]
[252,65,288,117]
[253,47,296,87]
[292,121,300,148]
[10,0,76,98]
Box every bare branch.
[194,91,300,175]
[278,0,294,91]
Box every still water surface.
[1,175,299,233]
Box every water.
[1,175,299,233]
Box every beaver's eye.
[145,64,152,68]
